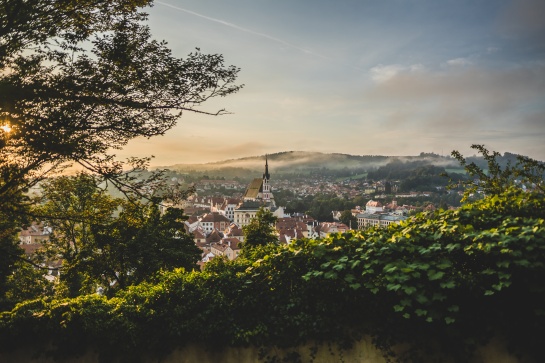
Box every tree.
[35,173,120,296]
[0,0,241,294]
[339,210,357,230]
[35,173,201,296]
[448,144,545,200]
[4,260,54,305]
[0,0,241,228]
[90,202,201,293]
[0,229,23,309]
[242,207,278,247]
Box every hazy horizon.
[115,0,544,166]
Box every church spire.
[263,154,270,180]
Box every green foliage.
[339,210,357,229]
[0,0,241,287]
[4,260,54,304]
[242,207,278,247]
[449,144,545,200]
[91,202,202,293]
[0,234,23,310]
[32,173,201,297]
[1,188,543,362]
[296,193,355,222]
[35,173,120,296]
[368,160,456,185]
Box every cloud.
[368,64,545,105]
[369,64,424,83]
[446,57,472,67]
[364,63,545,151]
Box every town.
[19,155,466,273]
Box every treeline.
[367,160,466,192]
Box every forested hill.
[156,151,540,180]
[158,151,458,174]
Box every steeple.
[263,154,270,180]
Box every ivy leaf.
[415,309,427,317]
[386,284,401,292]
[349,283,361,290]
[447,305,459,313]
[440,281,455,289]
[428,270,445,281]
[416,294,428,304]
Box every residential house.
[211,238,241,260]
[200,212,231,234]
[18,223,51,244]
[318,222,350,238]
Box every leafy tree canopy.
[32,173,201,298]
[0,0,242,225]
[0,0,240,294]
[242,207,278,248]
[339,210,357,229]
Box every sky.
[118,0,545,166]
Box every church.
[242,155,275,205]
[234,155,284,227]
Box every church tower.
[241,155,275,206]
[262,155,271,202]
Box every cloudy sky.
[118,0,545,165]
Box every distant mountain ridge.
[157,151,459,174]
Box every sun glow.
[1,125,12,133]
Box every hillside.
[157,151,459,175]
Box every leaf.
[445,317,456,324]
[440,281,455,289]
[428,270,445,281]
[386,284,401,292]
[415,309,427,316]
[384,265,398,273]
[447,305,459,313]
[415,294,428,304]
